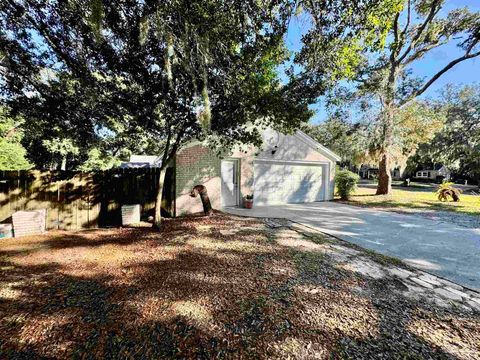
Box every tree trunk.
[376,152,392,195]
[190,185,213,216]
[153,167,167,229]
[376,105,395,195]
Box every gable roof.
[434,164,447,171]
[294,130,341,162]
[129,155,162,164]
[418,164,449,172]
[122,129,341,167]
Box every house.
[176,128,340,214]
[359,165,403,180]
[415,164,451,181]
[392,168,402,180]
[359,165,378,180]
[133,128,340,216]
[121,155,162,168]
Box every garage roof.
[294,130,341,162]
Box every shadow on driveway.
[225,202,480,290]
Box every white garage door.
[254,161,326,205]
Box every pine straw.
[0,214,479,359]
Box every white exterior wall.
[231,129,338,203]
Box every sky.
[282,0,480,124]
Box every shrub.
[436,182,461,202]
[336,170,360,200]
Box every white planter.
[12,209,47,237]
[121,204,141,225]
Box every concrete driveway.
[225,202,480,290]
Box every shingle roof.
[129,155,162,164]
[120,155,162,168]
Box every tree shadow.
[0,215,477,358]
[0,169,174,232]
[347,194,379,198]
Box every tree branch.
[404,39,449,65]
[160,126,172,170]
[395,0,411,54]
[393,12,400,48]
[7,0,89,80]
[160,117,195,170]
[400,50,480,106]
[396,0,442,64]
[401,0,412,38]
[3,121,23,138]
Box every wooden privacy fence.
[0,169,172,231]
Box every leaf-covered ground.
[0,214,479,359]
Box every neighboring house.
[359,165,378,180]
[131,129,340,216]
[359,165,402,180]
[120,155,162,168]
[392,168,402,180]
[415,164,451,181]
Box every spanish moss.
[88,0,104,41]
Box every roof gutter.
[295,130,342,162]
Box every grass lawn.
[1,214,479,359]
[342,185,480,216]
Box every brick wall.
[175,144,221,216]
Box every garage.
[173,129,339,215]
[253,160,327,205]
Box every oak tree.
[299,0,480,194]
[1,0,310,228]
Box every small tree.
[336,170,360,200]
[42,138,80,170]
[436,182,461,202]
[78,148,121,171]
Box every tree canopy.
[304,117,370,167]
[410,84,480,183]
[0,0,313,226]
[305,98,444,172]
[0,107,32,170]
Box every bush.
[436,182,461,202]
[336,170,360,200]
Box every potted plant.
[244,194,254,209]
